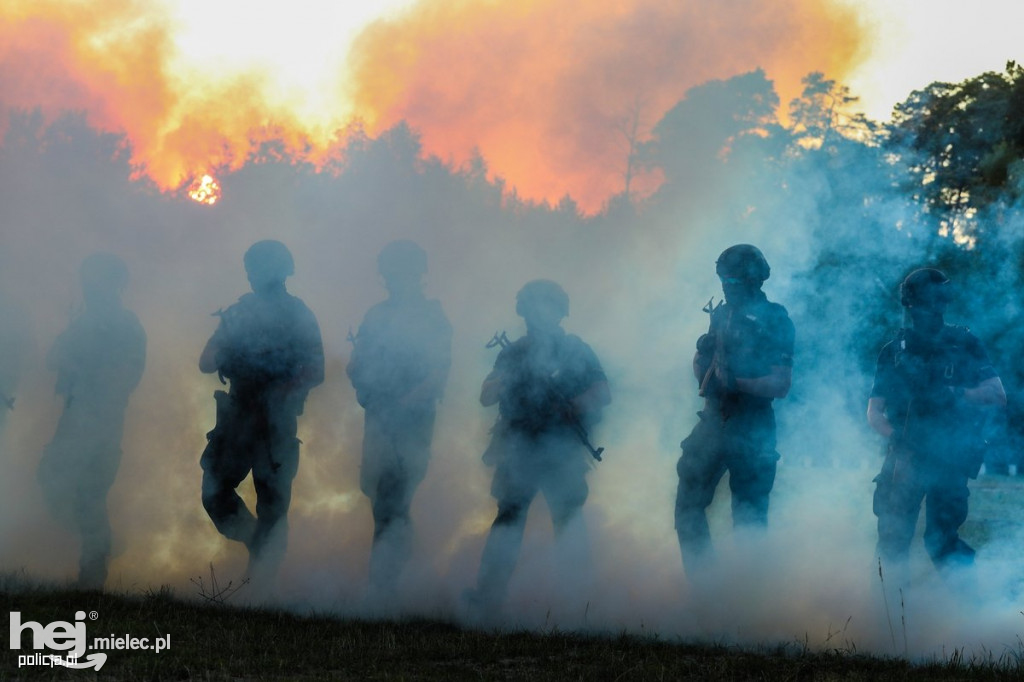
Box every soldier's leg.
[368,466,414,591]
[74,485,112,590]
[728,448,778,528]
[49,444,122,590]
[249,432,300,577]
[544,450,592,596]
[872,456,924,568]
[201,469,256,545]
[675,419,727,569]
[923,474,974,570]
[37,440,79,529]
[471,450,538,611]
[546,474,588,536]
[473,499,531,611]
[200,412,257,545]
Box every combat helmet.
[900,268,951,310]
[80,252,129,296]
[377,240,427,284]
[516,279,569,320]
[244,240,294,287]
[715,244,770,284]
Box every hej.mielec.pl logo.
[10,609,171,671]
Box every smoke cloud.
[2,0,1024,667]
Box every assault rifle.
[697,297,728,397]
[487,331,605,461]
[697,297,745,420]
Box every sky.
[836,0,1024,121]
[3,0,1024,662]
[2,0,1020,212]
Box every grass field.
[4,575,1024,680]
[5,468,1024,679]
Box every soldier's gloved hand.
[696,333,715,355]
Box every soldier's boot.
[78,541,109,591]
[367,477,413,597]
[246,515,288,592]
[77,556,108,591]
[368,517,412,598]
[76,505,112,591]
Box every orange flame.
[187,174,221,205]
[0,0,867,212]
[348,0,866,211]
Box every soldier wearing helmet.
[675,244,794,575]
[867,268,1005,579]
[37,253,146,589]
[465,279,610,613]
[199,240,324,585]
[347,240,452,595]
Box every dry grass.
[3,575,1024,681]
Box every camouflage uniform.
[675,288,794,569]
[201,275,324,577]
[473,326,608,608]
[347,292,451,589]
[870,325,996,568]
[37,255,146,589]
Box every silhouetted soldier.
[347,240,452,592]
[37,253,146,589]
[675,244,794,575]
[867,268,1005,578]
[466,280,610,612]
[200,240,324,583]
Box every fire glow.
[0,0,867,212]
[187,174,221,205]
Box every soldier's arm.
[692,352,706,382]
[866,396,894,438]
[571,379,611,415]
[692,332,714,383]
[287,307,325,391]
[480,369,504,407]
[292,337,325,392]
[46,326,73,374]
[733,365,791,399]
[112,320,147,396]
[481,341,516,407]
[303,326,326,389]
[199,334,221,374]
[963,376,1006,407]
[295,355,325,390]
[727,306,793,399]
